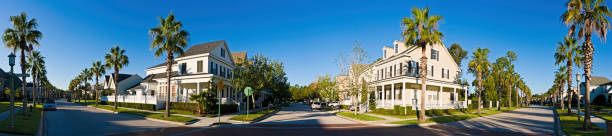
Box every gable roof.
[107,74,134,83]
[148,40,226,69]
[231,52,247,63]
[591,76,612,86]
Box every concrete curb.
[249,107,282,124]
[35,110,44,136]
[87,105,192,126]
[552,107,565,136]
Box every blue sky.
[1,0,611,94]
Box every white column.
[392,83,395,106]
[464,87,468,108]
[453,88,457,102]
[382,85,386,108]
[439,86,442,107]
[402,82,406,108]
[197,82,200,94]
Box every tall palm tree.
[554,36,582,115]
[105,46,128,109]
[2,12,43,114]
[555,66,568,109]
[493,57,509,111]
[468,47,491,115]
[27,51,44,107]
[149,12,189,118]
[81,68,92,103]
[91,61,106,106]
[562,0,612,129]
[401,7,444,122]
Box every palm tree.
[554,36,582,115]
[401,7,444,122]
[562,0,612,129]
[149,12,189,118]
[492,57,509,111]
[104,46,129,109]
[91,61,106,106]
[81,68,92,103]
[468,47,491,115]
[27,51,44,107]
[2,12,43,114]
[555,66,568,109]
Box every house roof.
[232,52,247,63]
[148,40,226,69]
[591,76,612,86]
[106,74,134,83]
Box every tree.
[554,36,582,114]
[561,0,612,129]
[189,86,217,115]
[335,41,369,116]
[104,46,129,110]
[402,7,444,122]
[492,57,509,110]
[80,68,92,103]
[2,12,43,114]
[555,66,567,109]
[316,74,337,102]
[149,12,190,118]
[91,61,106,106]
[27,51,44,106]
[448,43,469,85]
[468,47,491,115]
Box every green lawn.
[0,105,42,135]
[229,108,278,121]
[557,109,605,136]
[367,112,417,119]
[387,108,516,124]
[337,112,385,121]
[592,112,612,121]
[90,105,197,123]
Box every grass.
[90,105,197,123]
[387,108,516,124]
[0,104,42,135]
[169,109,200,116]
[367,112,417,119]
[229,108,279,121]
[0,102,24,113]
[557,109,605,136]
[337,112,385,121]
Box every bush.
[371,106,413,115]
[170,102,238,115]
[104,101,156,111]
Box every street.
[44,99,179,136]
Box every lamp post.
[576,72,581,122]
[8,52,15,129]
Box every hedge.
[103,101,156,111]
[371,106,413,115]
[170,102,238,115]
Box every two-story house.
[102,73,143,95]
[351,40,468,110]
[580,76,612,104]
[143,40,241,104]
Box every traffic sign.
[244,87,253,96]
[217,80,224,91]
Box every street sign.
[15,74,29,77]
[244,87,253,96]
[217,80,224,91]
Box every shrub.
[105,101,156,111]
[593,94,607,106]
[371,106,413,115]
[170,102,238,115]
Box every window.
[399,63,403,75]
[394,44,398,53]
[384,51,387,58]
[209,62,213,74]
[180,63,187,75]
[447,69,450,79]
[221,48,225,57]
[442,68,445,78]
[431,49,439,61]
[197,61,203,73]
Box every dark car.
[43,100,57,111]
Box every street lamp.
[576,72,581,122]
[8,52,15,129]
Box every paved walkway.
[0,107,22,122]
[257,103,355,125]
[570,109,607,130]
[442,105,554,135]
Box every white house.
[340,40,468,110]
[102,73,143,95]
[580,76,612,104]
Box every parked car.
[311,102,322,110]
[43,100,57,111]
[327,102,339,108]
[348,105,359,111]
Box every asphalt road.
[444,105,554,135]
[44,99,179,136]
[256,103,355,125]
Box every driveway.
[256,103,356,125]
[45,99,179,136]
[441,105,554,135]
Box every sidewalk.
[360,108,498,125]
[569,109,607,130]
[0,107,22,122]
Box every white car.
[327,102,339,107]
[43,100,57,111]
[311,102,322,110]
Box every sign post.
[244,87,253,119]
[217,80,224,123]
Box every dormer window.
[221,48,226,57]
[383,51,387,58]
[394,44,398,53]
